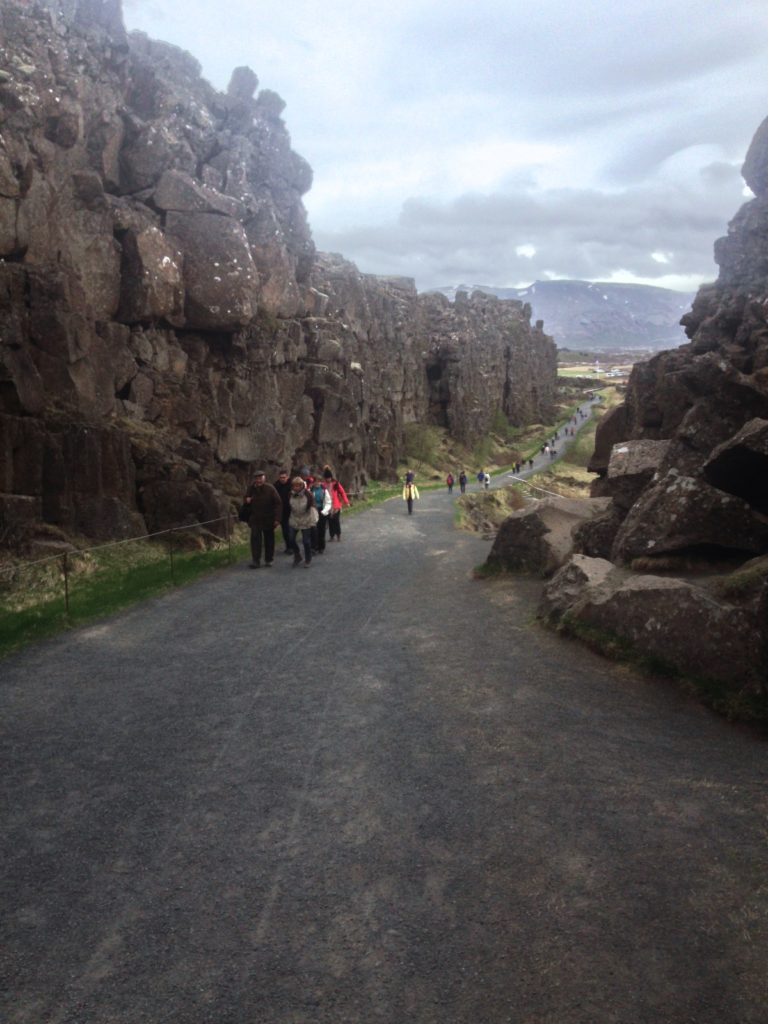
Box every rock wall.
[553,114,768,699]
[583,116,768,567]
[0,0,556,546]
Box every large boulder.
[600,438,669,510]
[572,503,626,560]
[540,556,765,695]
[486,495,610,577]
[165,212,259,330]
[117,226,185,324]
[538,553,619,621]
[610,471,768,563]
[153,169,246,220]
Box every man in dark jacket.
[273,469,293,554]
[244,470,282,568]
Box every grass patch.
[456,485,527,533]
[708,556,768,601]
[0,532,250,660]
[472,560,505,579]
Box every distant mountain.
[429,280,695,350]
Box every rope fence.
[0,513,244,633]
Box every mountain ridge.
[429,279,695,350]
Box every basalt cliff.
[0,0,557,547]
[536,118,768,700]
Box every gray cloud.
[315,163,745,290]
[122,0,768,293]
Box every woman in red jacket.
[323,468,349,541]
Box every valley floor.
[1,447,766,1023]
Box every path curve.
[1,416,766,1023]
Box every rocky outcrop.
[539,555,765,697]
[579,114,768,569]
[545,112,768,700]
[0,0,557,547]
[486,495,610,577]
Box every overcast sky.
[123,0,768,293]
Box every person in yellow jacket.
[402,480,419,515]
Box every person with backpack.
[288,476,319,567]
[243,469,282,569]
[402,478,419,514]
[323,468,350,541]
[459,470,468,494]
[446,472,454,493]
[310,477,332,553]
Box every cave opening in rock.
[705,450,768,513]
[426,356,449,427]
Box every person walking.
[446,472,454,494]
[288,476,318,568]
[310,477,332,553]
[483,471,491,490]
[476,469,485,487]
[273,468,293,554]
[403,478,419,514]
[243,469,282,569]
[459,470,467,494]
[324,468,350,541]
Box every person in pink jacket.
[323,467,349,541]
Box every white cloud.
[122,0,768,292]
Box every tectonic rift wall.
[0,0,556,544]
[581,114,768,566]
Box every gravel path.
[2,410,767,1023]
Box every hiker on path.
[310,477,332,553]
[483,471,491,490]
[324,468,350,541]
[459,471,467,494]
[244,469,282,569]
[288,476,318,568]
[273,469,293,554]
[446,472,454,494]
[476,469,485,487]
[403,480,420,514]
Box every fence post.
[168,529,176,585]
[62,551,71,622]
[226,513,233,565]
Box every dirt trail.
[1,466,766,1024]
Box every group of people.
[445,471,470,494]
[242,466,350,569]
[403,466,496,510]
[445,469,495,494]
